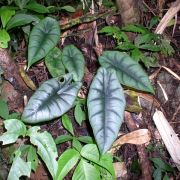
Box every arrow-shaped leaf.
[99,51,154,93]
[22,74,82,123]
[87,68,126,153]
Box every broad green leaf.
[99,26,120,35]
[0,119,26,145]
[131,48,142,62]
[135,34,155,46]
[55,148,80,180]
[22,74,82,123]
[45,47,65,77]
[62,114,74,135]
[14,0,30,9]
[77,136,94,144]
[6,14,40,30]
[0,29,10,48]
[72,138,82,152]
[55,135,73,144]
[87,68,126,153]
[99,51,154,93]
[116,42,135,50]
[0,99,9,119]
[72,159,100,180]
[60,6,75,12]
[27,126,58,178]
[27,146,38,171]
[74,102,86,125]
[28,17,60,68]
[122,24,148,34]
[96,153,115,178]
[80,144,99,163]
[7,156,31,180]
[0,6,15,28]
[26,1,49,13]
[62,45,85,81]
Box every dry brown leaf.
[113,162,127,179]
[110,129,151,153]
[153,110,180,171]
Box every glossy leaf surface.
[22,74,82,123]
[0,119,26,145]
[55,148,80,180]
[72,159,100,180]
[62,45,85,81]
[28,17,60,68]
[6,14,39,30]
[45,47,65,77]
[99,51,154,93]
[27,126,58,178]
[87,68,126,153]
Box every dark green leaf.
[45,47,65,77]
[22,74,82,123]
[60,6,75,12]
[74,102,86,125]
[77,136,94,144]
[55,135,73,144]
[72,159,100,180]
[62,114,74,135]
[116,42,135,50]
[14,0,30,9]
[139,44,161,51]
[135,34,155,46]
[0,99,9,119]
[122,24,149,34]
[149,16,159,29]
[26,1,49,13]
[27,126,58,178]
[131,48,142,62]
[87,68,126,153]
[99,26,120,35]
[163,174,170,180]
[99,51,154,93]
[62,45,85,81]
[153,168,162,180]
[28,17,60,68]
[80,144,99,163]
[0,119,26,145]
[6,14,40,30]
[55,148,80,180]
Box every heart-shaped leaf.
[87,68,126,153]
[27,126,58,178]
[45,47,65,77]
[28,17,60,68]
[55,148,80,180]
[99,51,154,93]
[22,74,82,123]
[62,45,85,81]
[72,159,100,180]
[6,14,40,30]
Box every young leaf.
[7,156,31,180]
[0,99,9,119]
[0,119,26,145]
[72,138,82,152]
[0,6,15,28]
[55,135,73,144]
[62,114,74,135]
[27,126,58,178]
[0,29,10,48]
[22,74,82,123]
[55,148,80,180]
[6,14,40,30]
[26,1,49,13]
[99,51,154,93]
[45,47,65,77]
[74,102,86,125]
[62,45,85,81]
[87,68,126,153]
[80,144,99,163]
[72,159,101,180]
[28,17,60,68]
[77,136,94,144]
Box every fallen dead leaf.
[153,110,180,171]
[113,162,127,179]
